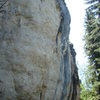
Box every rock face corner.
[0,0,80,100]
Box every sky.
[65,0,88,79]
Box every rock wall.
[0,0,80,100]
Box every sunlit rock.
[0,0,80,100]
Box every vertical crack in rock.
[55,0,71,99]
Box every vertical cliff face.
[0,0,80,100]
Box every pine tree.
[84,0,100,99]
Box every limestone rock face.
[0,0,80,100]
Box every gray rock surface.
[0,0,80,100]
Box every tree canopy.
[81,0,100,99]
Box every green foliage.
[80,84,89,100]
[83,0,100,99]
[80,83,100,100]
